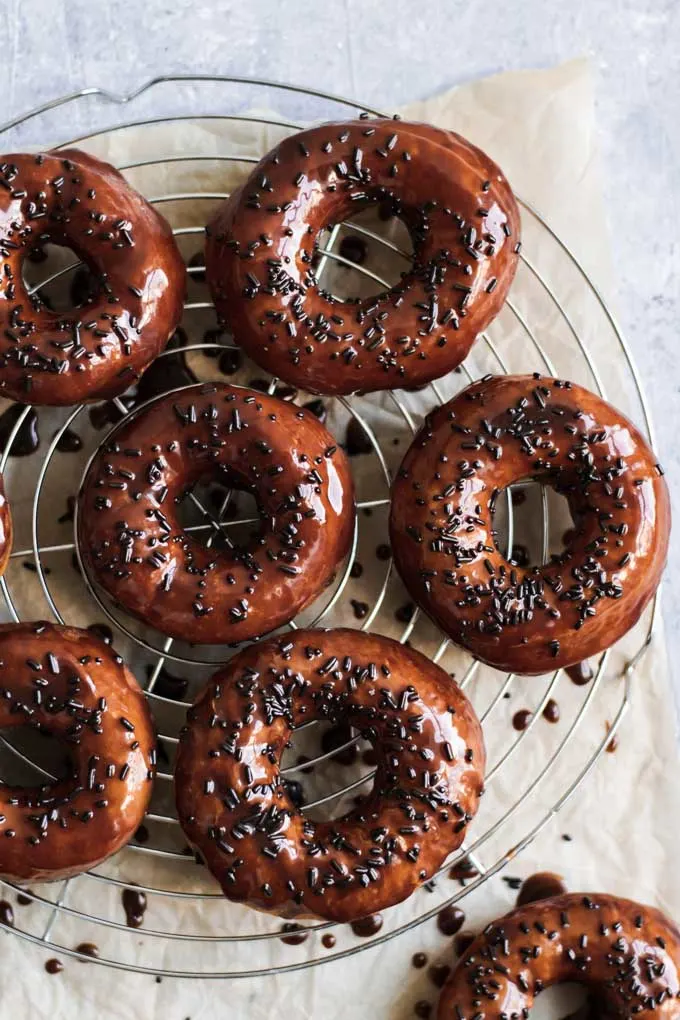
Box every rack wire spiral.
[0,76,658,978]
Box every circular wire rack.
[0,75,658,978]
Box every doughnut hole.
[494,480,576,569]
[313,206,414,302]
[279,719,373,823]
[174,477,262,554]
[0,725,72,785]
[526,983,591,1019]
[22,243,99,313]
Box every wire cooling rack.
[0,76,659,978]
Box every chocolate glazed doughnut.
[175,629,485,922]
[77,383,354,644]
[0,622,155,882]
[438,893,680,1018]
[0,149,185,405]
[389,374,670,674]
[0,473,12,576]
[205,119,520,395]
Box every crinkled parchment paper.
[0,59,677,1020]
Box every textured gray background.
[1,0,679,676]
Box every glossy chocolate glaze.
[517,870,567,905]
[390,374,670,675]
[175,628,485,922]
[0,622,155,882]
[77,383,354,644]
[0,149,185,405]
[0,474,12,576]
[437,893,680,1018]
[205,119,520,395]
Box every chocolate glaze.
[0,900,14,926]
[0,403,39,456]
[55,427,83,453]
[175,628,485,923]
[453,932,475,957]
[122,887,147,928]
[280,921,308,945]
[322,932,336,949]
[69,265,99,307]
[88,399,129,432]
[77,383,354,645]
[429,963,452,988]
[76,942,99,959]
[606,724,619,753]
[345,418,373,456]
[86,622,113,645]
[512,710,532,732]
[567,660,594,686]
[390,374,670,675]
[320,721,358,766]
[0,622,155,882]
[517,871,567,906]
[147,664,189,702]
[449,857,478,884]
[438,905,466,936]
[351,913,383,937]
[205,119,520,395]
[58,495,76,524]
[303,398,327,424]
[218,348,242,376]
[283,779,305,809]
[45,958,64,974]
[543,698,560,723]
[0,149,185,405]
[437,893,680,1019]
[338,234,368,266]
[350,599,369,620]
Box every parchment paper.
[0,58,677,1020]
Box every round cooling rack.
[0,75,660,978]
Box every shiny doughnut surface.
[175,628,485,922]
[389,374,670,674]
[438,893,680,1018]
[0,148,185,405]
[205,118,520,395]
[0,622,155,882]
[77,383,355,644]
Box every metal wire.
[0,75,656,978]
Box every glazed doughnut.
[205,118,520,395]
[175,628,485,922]
[0,148,185,405]
[389,374,670,674]
[77,383,354,644]
[0,622,155,882]
[0,473,12,576]
[438,893,680,1018]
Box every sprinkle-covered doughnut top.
[175,628,485,922]
[389,374,670,674]
[205,118,520,395]
[0,148,185,405]
[77,383,355,644]
[0,622,155,882]
[437,893,680,1018]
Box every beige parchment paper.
[0,58,677,1020]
